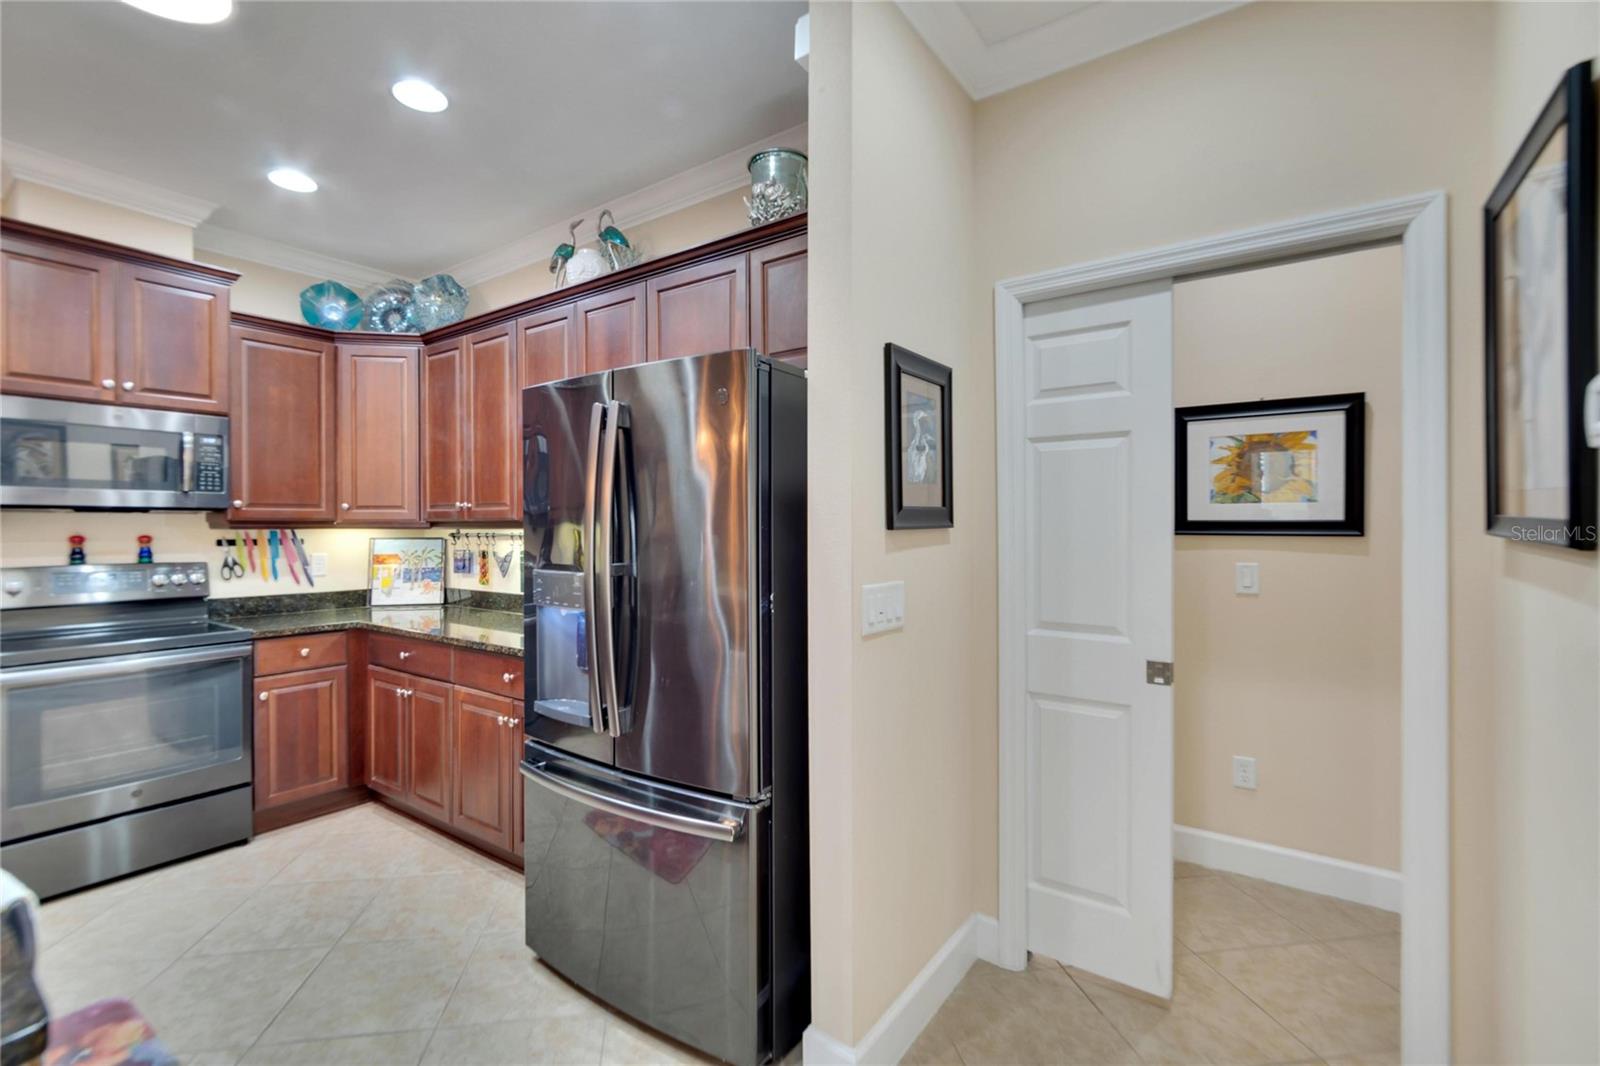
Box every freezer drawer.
[521,746,768,1066]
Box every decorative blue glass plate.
[364,280,419,333]
[413,273,469,331]
[299,280,364,330]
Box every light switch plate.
[1235,562,1260,595]
[311,553,329,578]
[861,580,906,636]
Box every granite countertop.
[216,593,522,656]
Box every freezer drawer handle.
[519,760,745,843]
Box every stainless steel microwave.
[0,395,229,510]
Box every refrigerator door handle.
[594,400,628,738]
[581,402,607,735]
[519,759,746,842]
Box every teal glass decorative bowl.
[299,280,364,330]
[413,273,468,331]
[363,280,419,333]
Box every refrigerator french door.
[521,350,807,1066]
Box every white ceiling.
[901,0,1247,100]
[0,1,807,279]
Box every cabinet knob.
[299,647,310,658]
[463,502,473,510]
[341,503,350,511]
[121,381,135,391]
[100,378,115,389]
[258,691,268,702]
[398,650,411,660]
[501,672,515,684]
[232,499,244,508]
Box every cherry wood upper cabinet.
[575,282,646,372]
[366,667,408,800]
[0,234,118,403]
[228,323,336,524]
[421,338,464,522]
[518,304,577,388]
[462,322,520,522]
[407,676,452,823]
[450,686,518,852]
[116,265,230,414]
[646,253,749,362]
[749,234,808,367]
[254,666,349,810]
[337,342,421,526]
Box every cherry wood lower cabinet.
[253,666,349,810]
[365,665,451,821]
[450,687,522,852]
[366,666,409,800]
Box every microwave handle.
[179,430,196,494]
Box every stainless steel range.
[0,563,253,899]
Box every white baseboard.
[802,912,1001,1065]
[1174,825,1402,913]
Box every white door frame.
[994,192,1451,1063]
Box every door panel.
[611,352,756,798]
[338,343,420,525]
[408,676,451,821]
[464,323,520,521]
[646,254,748,362]
[254,667,348,810]
[749,235,807,367]
[519,305,577,388]
[451,687,515,851]
[575,283,645,372]
[1020,284,1172,998]
[422,339,463,522]
[228,325,336,523]
[0,237,116,402]
[367,667,408,799]
[117,266,229,414]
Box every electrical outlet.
[1232,755,1258,790]
[311,553,329,578]
[861,580,906,636]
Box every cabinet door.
[518,304,577,388]
[367,667,409,799]
[463,323,520,522]
[574,282,646,372]
[451,687,517,852]
[513,700,525,857]
[422,338,464,522]
[646,254,749,362]
[254,666,348,810]
[229,325,336,523]
[0,236,117,402]
[338,342,421,525]
[408,676,452,822]
[749,234,807,367]
[116,265,230,413]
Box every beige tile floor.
[904,861,1400,1065]
[34,802,714,1065]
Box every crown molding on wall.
[446,122,808,287]
[193,223,401,290]
[897,1,1247,100]
[0,140,218,227]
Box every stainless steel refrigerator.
[520,349,808,1066]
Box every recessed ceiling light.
[267,167,317,193]
[122,0,232,24]
[391,78,449,114]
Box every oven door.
[0,642,252,840]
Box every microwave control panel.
[194,434,226,494]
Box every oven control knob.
[170,573,189,586]
[189,571,207,585]
[3,580,23,597]
[150,573,170,588]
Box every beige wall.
[193,249,322,323]
[1173,246,1403,872]
[806,1,987,1044]
[970,2,1599,1061]
[1,178,194,259]
[468,188,752,314]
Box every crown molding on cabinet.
[1,140,219,227]
[445,122,809,287]
[1,217,240,285]
[194,223,401,290]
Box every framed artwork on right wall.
[1484,58,1597,550]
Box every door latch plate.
[1146,661,1173,686]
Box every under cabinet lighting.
[267,168,318,193]
[391,79,449,113]
[122,0,232,24]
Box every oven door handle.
[0,642,252,688]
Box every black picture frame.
[885,343,953,529]
[1175,392,1366,536]
[1484,59,1597,551]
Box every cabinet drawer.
[453,648,524,699]
[369,633,452,681]
[256,632,347,676]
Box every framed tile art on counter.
[1175,392,1366,536]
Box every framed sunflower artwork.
[1175,393,1365,536]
